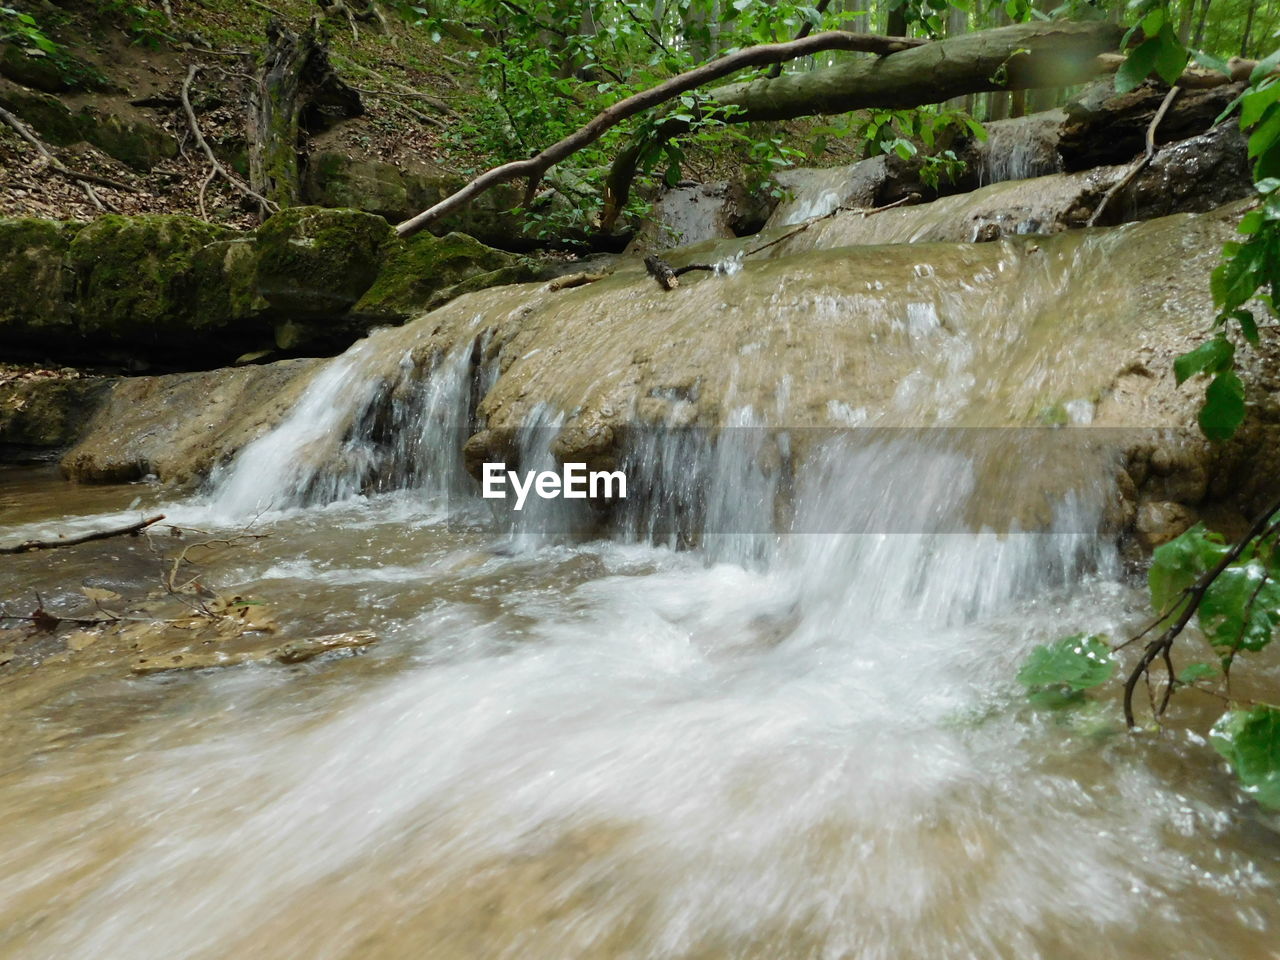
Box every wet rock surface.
[60,358,318,485]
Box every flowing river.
[2,195,1279,958]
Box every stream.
[3,200,1280,958]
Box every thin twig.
[745,192,922,258]
[1121,495,1280,728]
[180,64,279,216]
[1087,84,1180,227]
[0,515,165,555]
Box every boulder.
[303,152,410,221]
[67,214,239,347]
[0,210,541,367]
[253,206,393,316]
[0,42,107,93]
[0,218,80,346]
[0,83,83,144]
[78,109,177,171]
[61,358,319,484]
[631,181,773,251]
[301,151,531,248]
[0,374,113,454]
[353,231,531,319]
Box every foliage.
[1211,705,1280,809]
[1115,5,1280,442]
[1017,633,1114,706]
[398,0,995,239]
[1,5,62,55]
[1024,513,1280,810]
[98,0,173,48]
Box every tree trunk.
[247,19,363,211]
[1241,0,1258,57]
[706,21,1119,122]
[1193,0,1213,47]
[395,22,1121,238]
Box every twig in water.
[0,515,165,555]
[1087,85,1180,227]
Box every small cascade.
[973,110,1067,185]
[208,330,487,517]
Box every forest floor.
[0,0,856,227]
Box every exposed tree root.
[0,106,139,206]
[181,64,280,218]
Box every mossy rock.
[67,214,238,343]
[353,231,526,319]
[0,43,108,93]
[192,238,269,328]
[303,152,411,221]
[402,172,527,247]
[0,217,80,344]
[0,85,83,145]
[253,206,394,316]
[79,109,177,171]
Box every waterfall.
[7,205,1269,960]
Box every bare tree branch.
[0,515,165,555]
[394,29,925,238]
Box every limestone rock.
[304,151,411,220]
[353,231,534,320]
[253,206,393,316]
[0,218,79,345]
[61,358,318,484]
[67,214,238,347]
[1135,500,1199,550]
[0,375,113,452]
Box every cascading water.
[1,197,1276,959]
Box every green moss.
[0,87,84,145]
[253,206,393,315]
[67,214,237,340]
[79,110,177,171]
[303,152,410,220]
[0,217,80,342]
[354,231,520,318]
[192,238,268,328]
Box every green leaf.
[1116,38,1160,94]
[1242,83,1280,129]
[1174,336,1234,384]
[1248,103,1280,159]
[1211,705,1280,809]
[1251,50,1280,85]
[1149,523,1230,615]
[1018,634,1114,698]
[1140,7,1164,37]
[1177,662,1218,683]
[1198,561,1280,651]
[1199,369,1247,442]
[1232,308,1260,345]
[1153,26,1188,86]
[1192,49,1231,75]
